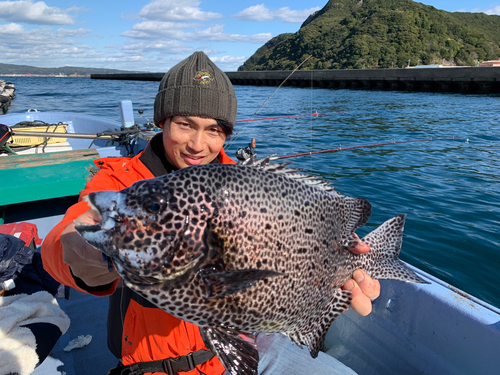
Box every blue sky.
[0,0,499,72]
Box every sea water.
[3,76,500,308]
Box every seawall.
[91,67,500,94]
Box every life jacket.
[41,138,235,375]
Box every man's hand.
[342,234,381,316]
[61,208,119,287]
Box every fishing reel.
[236,138,257,161]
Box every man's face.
[160,115,227,169]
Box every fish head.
[75,177,214,287]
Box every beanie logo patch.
[194,71,213,85]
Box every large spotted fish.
[76,158,426,375]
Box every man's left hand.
[342,234,381,316]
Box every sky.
[0,0,499,72]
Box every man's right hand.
[61,208,120,287]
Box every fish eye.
[143,194,166,214]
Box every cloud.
[0,22,99,65]
[122,39,192,55]
[232,4,321,23]
[484,6,500,15]
[136,0,222,22]
[0,0,78,25]
[56,28,92,38]
[120,21,191,39]
[209,55,247,64]
[121,21,271,44]
[193,24,271,43]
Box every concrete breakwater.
[0,80,16,114]
[91,67,500,94]
[225,67,500,94]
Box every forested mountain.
[239,0,500,70]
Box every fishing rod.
[270,137,459,160]
[225,55,313,150]
[234,111,346,123]
[10,130,115,140]
[9,128,140,140]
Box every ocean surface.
[3,76,500,309]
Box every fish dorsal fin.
[239,155,337,193]
[201,326,258,375]
[287,289,352,357]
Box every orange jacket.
[41,142,235,374]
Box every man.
[41,52,380,375]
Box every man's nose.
[187,131,204,152]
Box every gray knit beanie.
[154,51,237,126]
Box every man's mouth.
[182,153,205,165]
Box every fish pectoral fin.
[201,326,258,375]
[199,268,287,298]
[288,289,352,358]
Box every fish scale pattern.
[78,161,427,375]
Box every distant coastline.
[0,74,90,78]
[0,62,144,78]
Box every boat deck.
[0,149,100,208]
[33,290,116,375]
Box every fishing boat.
[0,80,16,115]
[0,107,499,375]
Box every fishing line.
[234,112,345,122]
[309,70,314,170]
[271,137,459,160]
[225,55,313,150]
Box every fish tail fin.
[338,197,372,247]
[360,214,428,284]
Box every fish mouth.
[75,192,123,252]
[162,254,207,287]
[75,221,110,253]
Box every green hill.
[239,0,500,70]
